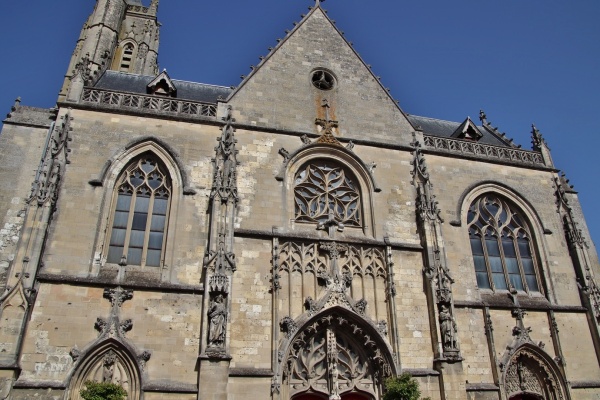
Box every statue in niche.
[102,352,117,383]
[208,294,227,347]
[439,304,458,352]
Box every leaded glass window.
[107,156,171,267]
[294,161,361,227]
[467,194,540,293]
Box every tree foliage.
[80,381,127,400]
[383,373,431,400]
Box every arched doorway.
[282,311,392,400]
[509,393,544,400]
[503,346,566,400]
[293,392,371,400]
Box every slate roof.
[94,71,232,104]
[407,114,515,147]
[94,72,522,149]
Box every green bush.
[383,373,431,400]
[80,381,127,400]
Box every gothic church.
[1,0,599,399]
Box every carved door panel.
[286,327,378,400]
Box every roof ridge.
[102,70,232,89]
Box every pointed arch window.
[468,194,540,293]
[107,155,171,267]
[294,160,362,227]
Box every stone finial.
[479,109,487,124]
[531,123,547,152]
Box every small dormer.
[147,70,177,97]
[452,117,483,141]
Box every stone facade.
[1,1,599,399]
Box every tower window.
[294,160,361,227]
[120,44,135,72]
[467,194,540,293]
[107,155,171,267]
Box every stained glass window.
[467,194,540,293]
[294,161,361,227]
[107,156,171,267]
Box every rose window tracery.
[294,161,361,227]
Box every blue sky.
[1,0,599,247]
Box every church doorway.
[293,393,372,400]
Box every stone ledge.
[235,228,423,251]
[466,383,499,391]
[454,298,587,313]
[143,381,198,393]
[402,368,440,377]
[571,380,600,389]
[229,368,274,377]
[13,380,65,389]
[37,272,203,294]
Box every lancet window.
[468,194,540,293]
[294,160,361,227]
[107,155,171,267]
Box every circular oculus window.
[311,70,336,90]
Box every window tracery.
[294,161,361,227]
[467,194,540,293]
[107,155,171,267]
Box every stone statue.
[208,294,227,347]
[439,304,458,351]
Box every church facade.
[1,1,599,399]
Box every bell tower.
[59,0,160,102]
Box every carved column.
[411,133,464,399]
[198,106,239,400]
[554,173,600,363]
[0,109,68,390]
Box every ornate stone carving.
[210,106,239,203]
[70,346,81,362]
[104,287,133,308]
[503,348,565,400]
[27,111,73,206]
[423,135,544,166]
[280,316,298,338]
[411,136,461,360]
[207,294,227,348]
[279,241,389,320]
[531,124,547,152]
[138,350,151,371]
[282,312,393,399]
[439,304,458,354]
[82,88,217,118]
[314,99,342,147]
[94,287,134,340]
[203,233,236,273]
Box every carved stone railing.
[81,88,217,119]
[423,135,544,166]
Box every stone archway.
[282,310,393,400]
[509,393,544,400]
[503,346,566,400]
